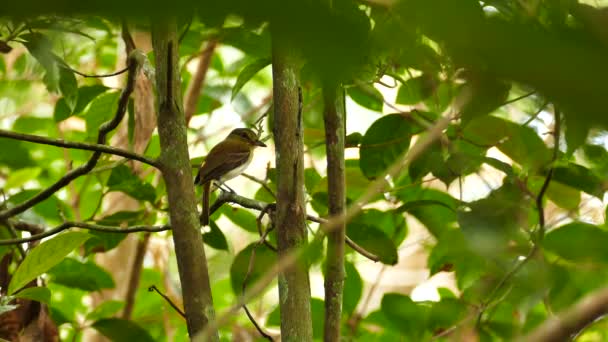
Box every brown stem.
[151,18,217,340]
[322,83,347,342]
[148,285,186,319]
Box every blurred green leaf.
[0,138,35,168]
[14,286,51,304]
[545,222,608,263]
[552,163,606,198]
[58,67,78,111]
[343,261,363,315]
[395,74,436,105]
[231,57,271,101]
[220,206,258,233]
[9,231,91,294]
[48,258,115,291]
[347,84,383,112]
[381,293,429,339]
[230,243,276,295]
[460,75,510,125]
[92,318,155,342]
[203,221,229,251]
[4,167,41,189]
[347,223,398,265]
[86,300,125,322]
[360,114,412,179]
[107,165,156,203]
[84,91,120,139]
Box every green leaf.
[230,243,276,295]
[92,318,155,342]
[9,231,91,294]
[203,221,229,251]
[58,67,78,111]
[395,188,459,237]
[8,189,73,222]
[74,85,110,115]
[86,300,125,322]
[84,91,120,139]
[360,114,412,179]
[552,163,605,198]
[353,209,408,246]
[220,206,258,232]
[231,57,271,101]
[347,223,398,265]
[381,293,429,338]
[22,33,60,92]
[14,286,51,304]
[53,98,72,122]
[195,95,222,116]
[0,138,34,168]
[48,258,115,291]
[4,167,41,190]
[347,84,383,112]
[428,298,466,333]
[395,74,436,105]
[545,222,608,263]
[107,165,156,203]
[343,261,363,315]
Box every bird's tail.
[202,182,211,226]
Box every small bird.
[195,128,266,225]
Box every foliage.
[0,0,608,340]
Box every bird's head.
[227,128,267,147]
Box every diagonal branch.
[2,220,170,246]
[0,51,144,221]
[521,286,608,342]
[0,129,161,168]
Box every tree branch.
[521,286,608,342]
[0,50,143,221]
[0,129,161,168]
[207,190,380,262]
[2,220,169,245]
[184,39,218,124]
[148,285,186,319]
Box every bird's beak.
[255,140,267,147]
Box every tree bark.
[322,84,346,342]
[271,36,313,341]
[151,18,218,340]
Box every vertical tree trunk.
[271,37,313,341]
[151,18,218,340]
[322,84,346,342]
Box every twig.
[256,205,277,252]
[58,61,131,78]
[501,91,536,106]
[1,220,170,246]
[0,51,142,221]
[148,285,186,319]
[0,129,161,169]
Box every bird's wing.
[196,140,252,185]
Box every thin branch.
[207,190,380,262]
[148,285,186,319]
[0,51,142,221]
[1,220,170,246]
[0,129,161,169]
[521,286,608,342]
[58,61,131,78]
[501,91,536,106]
